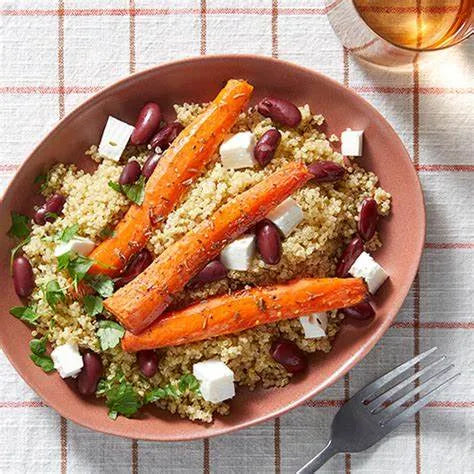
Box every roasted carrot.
[105,161,313,334]
[121,277,367,351]
[88,79,254,276]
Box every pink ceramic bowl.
[0,55,425,441]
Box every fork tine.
[355,347,438,401]
[367,355,446,412]
[378,364,455,419]
[380,371,460,430]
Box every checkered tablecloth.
[0,1,473,473]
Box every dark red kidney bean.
[34,193,65,225]
[142,152,161,179]
[340,300,375,320]
[256,219,282,265]
[149,122,184,150]
[119,160,141,185]
[43,193,66,222]
[189,260,227,289]
[257,97,302,127]
[336,236,364,277]
[33,207,48,226]
[254,129,281,167]
[115,248,153,289]
[307,161,345,183]
[358,198,379,241]
[271,340,307,374]
[12,256,35,297]
[137,350,159,378]
[130,102,162,145]
[77,351,103,395]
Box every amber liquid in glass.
[353,0,473,50]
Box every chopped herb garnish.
[58,224,79,243]
[45,211,58,220]
[144,374,200,404]
[69,254,93,278]
[83,294,103,316]
[108,181,121,193]
[34,171,50,191]
[8,212,31,239]
[108,175,146,205]
[97,373,142,419]
[57,251,94,288]
[97,320,125,350]
[34,173,47,185]
[56,251,73,271]
[178,373,201,393]
[10,236,31,271]
[9,304,39,325]
[99,226,115,239]
[86,274,114,298]
[29,337,54,373]
[43,280,66,309]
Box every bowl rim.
[0,54,425,441]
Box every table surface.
[0,1,472,473]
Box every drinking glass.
[325,0,473,67]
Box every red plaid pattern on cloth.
[0,1,472,473]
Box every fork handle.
[296,439,339,474]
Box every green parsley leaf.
[97,320,125,350]
[98,226,115,239]
[108,176,146,205]
[34,173,47,185]
[178,373,201,393]
[122,175,146,205]
[86,274,114,298]
[96,378,108,395]
[83,295,103,316]
[8,212,31,239]
[34,170,51,192]
[29,338,55,373]
[30,338,47,355]
[144,374,200,404]
[10,236,31,272]
[58,224,79,243]
[30,353,55,372]
[144,387,167,404]
[108,181,122,193]
[68,254,94,283]
[56,250,74,271]
[9,305,39,325]
[57,252,94,288]
[43,280,66,309]
[97,373,142,419]
[45,212,58,221]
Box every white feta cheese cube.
[220,234,256,271]
[193,359,235,403]
[266,197,304,237]
[51,343,83,378]
[98,116,135,162]
[299,312,328,339]
[341,128,364,156]
[54,237,95,257]
[349,251,388,293]
[219,132,257,169]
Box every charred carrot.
[121,277,367,351]
[104,161,313,333]
[88,79,254,276]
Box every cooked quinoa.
[21,103,390,422]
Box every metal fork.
[297,347,460,473]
